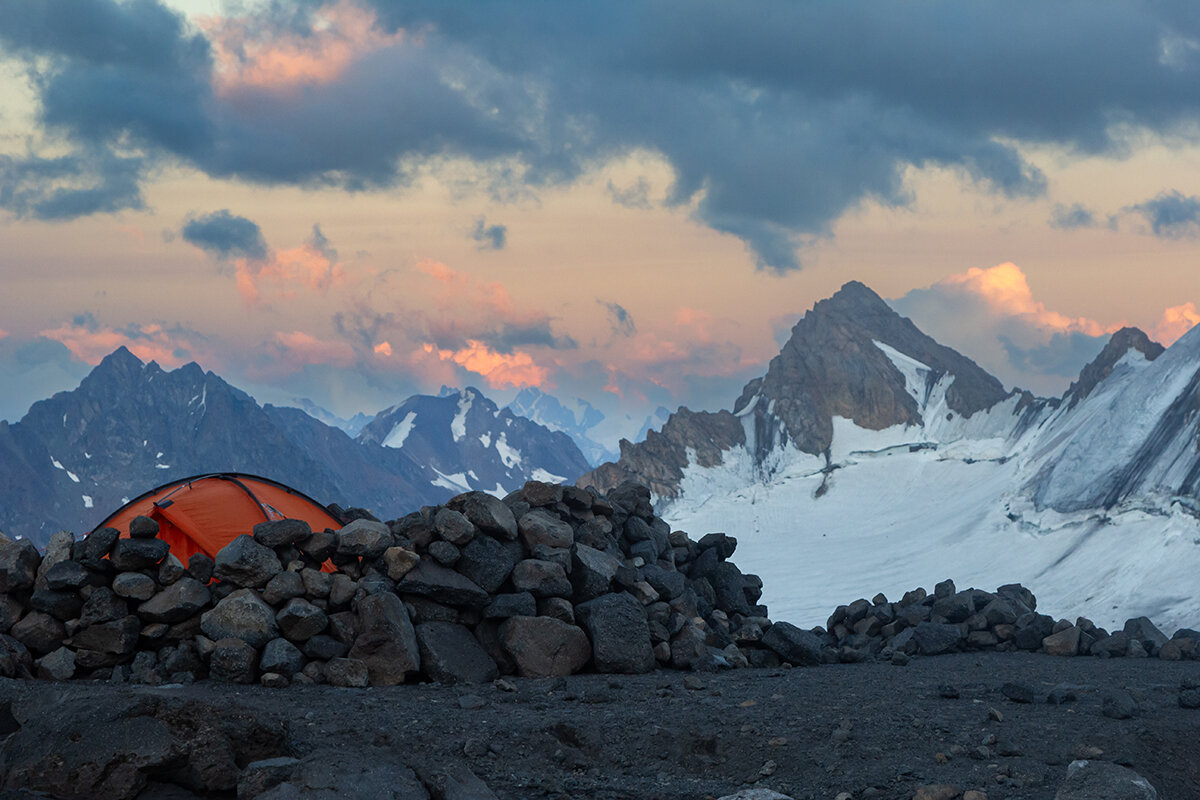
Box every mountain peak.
[98,346,144,371]
[1064,326,1165,406]
[822,280,891,313]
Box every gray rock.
[237,756,301,799]
[0,535,39,593]
[213,535,282,588]
[396,560,489,608]
[84,527,120,560]
[110,537,170,571]
[253,518,312,548]
[537,596,575,624]
[262,570,306,605]
[428,540,461,566]
[10,611,66,655]
[138,577,211,623]
[576,592,656,674]
[1002,681,1036,703]
[1123,617,1168,654]
[336,519,394,559]
[67,615,140,659]
[325,657,369,688]
[127,515,160,539]
[35,646,75,681]
[210,637,258,683]
[447,492,519,540]
[761,621,823,666]
[329,573,357,607]
[483,592,537,619]
[29,588,82,621]
[1103,689,1139,719]
[34,531,75,590]
[570,544,621,601]
[913,622,964,655]
[415,621,499,684]
[157,554,186,585]
[0,594,22,634]
[301,568,333,597]
[382,547,421,581]
[0,634,32,678]
[435,508,477,546]
[1043,625,1081,656]
[518,509,574,551]
[187,553,215,583]
[260,638,305,678]
[276,597,329,642]
[710,562,753,616]
[348,592,420,685]
[642,564,686,601]
[201,589,280,648]
[511,559,572,598]
[302,634,348,661]
[456,536,517,593]
[498,615,591,677]
[1054,759,1158,799]
[298,530,337,562]
[113,571,158,600]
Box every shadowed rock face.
[1063,326,1164,407]
[581,280,1011,497]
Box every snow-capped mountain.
[581,281,1200,632]
[0,350,588,546]
[357,387,591,495]
[506,387,614,465]
[288,398,374,437]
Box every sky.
[2,1,1200,445]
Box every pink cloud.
[1152,302,1200,346]
[235,235,346,307]
[202,1,404,95]
[271,330,356,369]
[423,340,549,389]
[0,329,8,341]
[39,322,202,368]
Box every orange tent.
[93,473,343,566]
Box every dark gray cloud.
[6,1,1200,267]
[1126,190,1200,238]
[600,301,637,337]
[470,217,507,250]
[181,210,269,261]
[1049,203,1097,230]
[0,149,144,220]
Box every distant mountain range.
[0,348,590,546]
[581,281,1200,632]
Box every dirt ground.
[2,652,1199,799]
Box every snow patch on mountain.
[382,412,418,449]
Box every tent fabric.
[93,473,343,567]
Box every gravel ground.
[2,652,1198,799]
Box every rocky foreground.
[0,478,1197,797]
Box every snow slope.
[663,337,1200,633]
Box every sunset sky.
[2,1,1200,443]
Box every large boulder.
[276,598,328,642]
[336,519,394,559]
[1054,760,1159,799]
[210,638,258,684]
[138,577,211,623]
[570,544,621,602]
[518,510,574,551]
[455,536,517,593]
[67,615,140,665]
[913,622,964,655]
[396,560,489,608]
[201,589,280,648]
[434,508,476,546]
[253,519,312,548]
[110,538,170,571]
[414,621,499,684]
[511,559,573,599]
[34,530,74,590]
[498,616,591,677]
[0,535,41,593]
[761,622,823,666]
[213,536,282,589]
[575,592,656,674]
[347,592,420,685]
[447,492,518,540]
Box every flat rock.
[253,519,312,548]
[396,560,489,608]
[498,615,591,677]
[138,577,211,623]
[336,519,394,559]
[447,492,518,540]
[415,621,499,684]
[761,621,823,666]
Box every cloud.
[470,217,507,250]
[0,336,91,422]
[181,209,269,260]
[268,330,356,372]
[38,314,208,368]
[1048,202,1096,230]
[1124,190,1200,238]
[606,178,652,210]
[891,263,1117,395]
[237,224,345,305]
[600,301,636,337]
[1153,302,1200,345]
[9,2,1200,267]
[421,340,547,389]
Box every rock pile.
[820,578,1197,663]
[0,480,793,685]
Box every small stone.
[1102,689,1139,720]
[683,675,705,690]
[1179,688,1200,709]
[963,792,988,800]
[457,693,486,710]
[1001,682,1035,704]
[260,671,289,688]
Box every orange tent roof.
[93,473,343,566]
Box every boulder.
[138,577,211,623]
[434,508,476,546]
[210,637,258,684]
[10,611,66,655]
[518,509,574,551]
[276,598,329,642]
[576,592,656,674]
[29,588,82,621]
[348,592,420,685]
[297,531,337,562]
[260,638,305,678]
[35,646,75,681]
[498,616,591,677]
[415,621,499,684]
[110,537,170,571]
[67,614,140,658]
[447,492,518,540]
[201,589,280,648]
[0,535,41,593]
[761,621,823,666]
[382,546,421,581]
[112,571,157,601]
[710,562,753,616]
[1043,625,1081,657]
[336,519,394,559]
[213,535,282,589]
[1054,759,1158,799]
[127,515,160,539]
[484,592,537,619]
[1123,617,1168,654]
[262,570,305,605]
[188,553,215,583]
[0,634,32,678]
[913,622,963,655]
[511,559,573,598]
[455,536,517,593]
[84,527,120,561]
[34,531,75,590]
[325,657,370,688]
[396,560,489,608]
[253,519,312,548]
[570,544,621,601]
